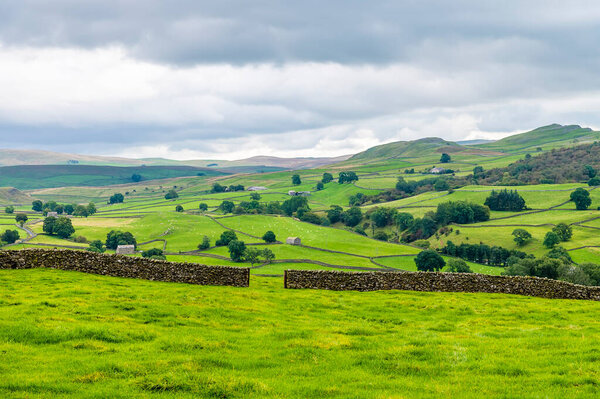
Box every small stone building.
[248,186,267,191]
[46,211,58,217]
[116,245,135,255]
[430,167,446,174]
[286,237,301,246]
[288,190,297,196]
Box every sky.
[1,1,600,160]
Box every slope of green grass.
[2,269,600,398]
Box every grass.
[1,269,600,398]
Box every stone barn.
[286,237,301,246]
[46,212,58,217]
[116,245,135,255]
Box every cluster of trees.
[211,231,275,264]
[32,200,97,217]
[211,183,245,193]
[15,213,28,226]
[87,240,105,253]
[543,223,573,248]
[484,190,526,211]
[165,189,179,200]
[338,171,359,184]
[401,201,489,242]
[109,193,124,204]
[0,229,19,244]
[473,142,600,185]
[43,216,75,239]
[141,248,166,260]
[327,205,363,228]
[105,230,137,249]
[439,241,529,266]
[413,250,473,273]
[504,256,600,286]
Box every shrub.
[373,231,389,241]
[446,259,472,273]
[175,205,184,212]
[198,236,210,250]
[262,231,277,243]
[73,235,87,243]
[0,229,19,244]
[88,240,105,253]
[199,203,208,211]
[142,248,166,260]
[165,190,179,200]
[4,206,14,214]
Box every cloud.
[0,2,600,158]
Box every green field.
[1,269,600,398]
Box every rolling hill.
[476,124,600,153]
[0,165,225,190]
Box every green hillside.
[0,165,225,190]
[350,137,465,160]
[477,124,600,153]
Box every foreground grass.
[1,269,600,398]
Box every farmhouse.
[430,167,446,174]
[247,186,267,191]
[286,237,301,245]
[116,245,135,255]
[46,211,58,217]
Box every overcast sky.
[1,1,600,160]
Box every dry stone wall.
[285,270,600,301]
[0,248,249,287]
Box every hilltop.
[476,124,600,153]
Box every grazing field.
[1,269,600,398]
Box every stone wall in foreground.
[0,248,249,287]
[284,270,600,301]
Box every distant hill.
[0,187,33,205]
[476,124,600,153]
[350,138,462,160]
[0,149,348,170]
[0,165,225,190]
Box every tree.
[0,229,19,244]
[175,205,184,212]
[199,203,208,211]
[5,206,14,214]
[51,217,75,239]
[87,202,97,216]
[87,240,105,253]
[250,192,261,201]
[211,183,226,193]
[316,182,324,191]
[327,205,344,224]
[262,230,277,243]
[109,193,124,204]
[64,204,75,215]
[105,230,137,250]
[342,207,362,227]
[414,250,446,272]
[395,213,414,231]
[473,166,484,175]
[228,240,246,262]
[512,229,532,246]
[131,173,142,182]
[338,171,359,184]
[142,248,166,260]
[244,247,261,266]
[198,235,211,250]
[292,174,301,185]
[73,205,89,217]
[373,231,389,241]
[165,189,179,200]
[32,200,43,212]
[552,223,572,242]
[570,188,591,210]
[589,177,600,186]
[434,179,449,191]
[216,231,237,246]
[484,190,526,211]
[440,153,451,163]
[261,248,275,263]
[322,172,333,183]
[543,231,560,248]
[584,164,597,178]
[43,216,57,235]
[219,200,235,213]
[447,259,472,273]
[15,213,28,226]
[281,196,308,216]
